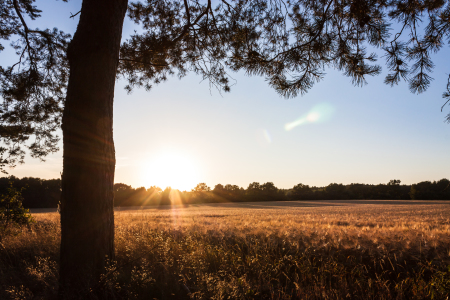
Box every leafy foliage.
[192,182,211,192]
[121,0,450,99]
[0,181,33,239]
[0,0,70,171]
[2,0,450,170]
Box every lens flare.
[285,103,335,131]
[169,189,182,206]
[256,128,273,146]
[306,112,320,122]
[263,129,272,143]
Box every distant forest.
[0,176,449,208]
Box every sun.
[140,152,201,191]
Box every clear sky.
[1,0,449,191]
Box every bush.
[0,183,33,241]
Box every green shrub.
[0,182,33,241]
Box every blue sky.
[1,0,449,190]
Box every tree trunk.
[59,0,127,297]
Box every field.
[1,200,450,299]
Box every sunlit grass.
[1,201,450,299]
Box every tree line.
[1,176,448,208]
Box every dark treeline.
[0,176,61,208]
[0,176,449,208]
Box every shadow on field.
[198,201,342,209]
[31,200,449,214]
[162,199,448,209]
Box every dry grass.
[1,200,450,299]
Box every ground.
[2,200,450,299]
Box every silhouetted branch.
[70,10,81,19]
[119,58,168,67]
[172,0,211,44]
[13,0,51,38]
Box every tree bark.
[59,0,127,297]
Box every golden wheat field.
[2,200,450,299]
